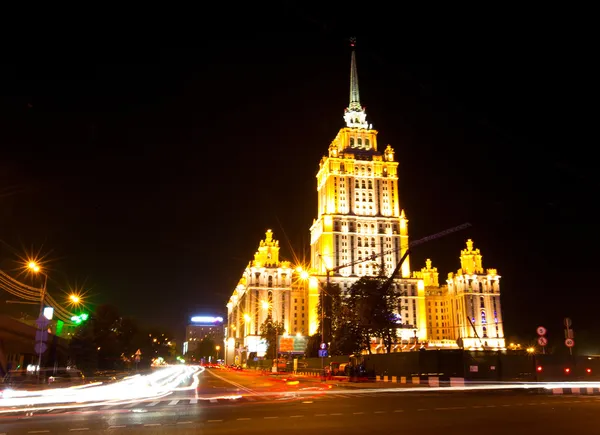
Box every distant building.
[185,316,224,355]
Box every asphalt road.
[1,368,599,434]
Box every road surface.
[1,367,598,434]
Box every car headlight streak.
[0,365,202,413]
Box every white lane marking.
[302,401,313,404]
[190,399,198,404]
[147,401,160,407]
[374,411,385,414]
[28,432,50,434]
[169,399,180,405]
[353,412,365,414]
[144,424,161,427]
[290,415,304,418]
[108,426,126,429]
[393,410,404,413]
[207,419,223,422]
[209,399,218,403]
[264,416,278,419]
[69,429,89,432]
[330,412,343,415]
[177,421,193,425]
[237,418,251,420]
[315,413,327,416]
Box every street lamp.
[69,294,81,304]
[215,345,221,361]
[28,261,48,378]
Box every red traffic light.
[536,366,543,372]
[564,367,571,374]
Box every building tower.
[446,239,505,350]
[309,41,425,343]
[225,230,307,365]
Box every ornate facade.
[308,46,506,351]
[309,47,425,346]
[225,230,308,365]
[225,44,507,358]
[417,240,505,350]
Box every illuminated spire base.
[343,42,370,129]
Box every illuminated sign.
[71,313,89,325]
[278,335,308,354]
[190,316,223,324]
[43,306,54,320]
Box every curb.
[548,387,600,395]
[374,375,465,387]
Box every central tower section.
[310,46,411,281]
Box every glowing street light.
[69,294,81,304]
[261,301,270,310]
[28,261,41,273]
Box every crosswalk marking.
[209,399,218,403]
[147,401,160,407]
[190,399,198,404]
[168,400,180,405]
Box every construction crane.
[316,222,472,353]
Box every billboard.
[278,335,308,354]
[190,316,223,326]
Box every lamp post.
[28,261,48,379]
[215,345,221,361]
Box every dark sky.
[0,15,596,346]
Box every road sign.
[34,342,48,354]
[135,349,142,356]
[318,349,328,357]
[565,338,575,348]
[35,330,48,342]
[35,315,51,329]
[319,343,327,350]
[536,326,547,336]
[538,336,548,346]
[564,317,572,328]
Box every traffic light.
[71,313,89,325]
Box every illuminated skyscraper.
[308,45,426,344]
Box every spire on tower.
[344,37,369,129]
[348,38,361,111]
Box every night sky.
[0,17,596,347]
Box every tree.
[259,316,285,360]
[69,304,149,372]
[347,276,402,353]
[195,337,217,360]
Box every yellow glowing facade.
[308,48,506,353]
[225,230,308,364]
[416,240,506,351]
[309,48,423,350]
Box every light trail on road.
[0,365,202,413]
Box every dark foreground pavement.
[1,389,599,434]
[2,368,600,434]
